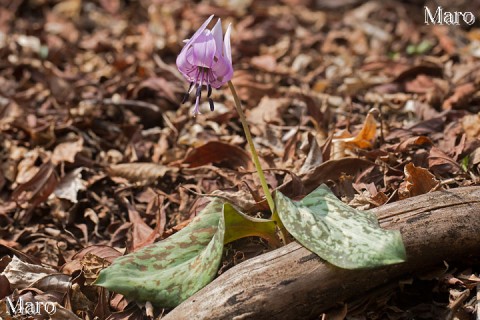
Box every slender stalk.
[228,81,275,213]
[228,81,288,243]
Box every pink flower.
[176,15,233,115]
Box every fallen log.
[164,186,480,320]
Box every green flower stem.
[227,80,287,243]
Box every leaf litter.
[1,0,480,319]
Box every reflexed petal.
[188,31,216,68]
[211,19,224,58]
[224,23,232,64]
[210,56,233,88]
[179,15,214,56]
[176,48,194,76]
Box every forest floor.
[1,0,480,319]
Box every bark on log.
[164,187,480,320]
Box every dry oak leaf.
[400,162,441,199]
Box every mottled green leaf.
[94,199,225,307]
[276,185,406,269]
[94,200,279,307]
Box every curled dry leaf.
[1,255,56,290]
[82,253,112,285]
[461,113,480,139]
[11,161,59,210]
[134,77,179,104]
[54,167,86,203]
[52,0,81,18]
[343,111,377,149]
[107,163,178,184]
[331,111,377,159]
[299,134,324,175]
[61,245,122,275]
[52,137,84,165]
[470,147,480,167]
[246,96,290,135]
[400,163,441,199]
[119,196,155,252]
[182,141,252,170]
[394,136,433,153]
[442,83,476,110]
[0,275,11,299]
[428,146,461,174]
[300,158,375,194]
[29,273,71,293]
[48,303,82,320]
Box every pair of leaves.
[95,185,406,306]
[94,200,277,307]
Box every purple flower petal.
[176,15,214,73]
[210,56,233,89]
[224,23,232,65]
[188,30,216,68]
[211,19,224,58]
[179,15,214,56]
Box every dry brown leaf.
[400,163,441,199]
[81,253,112,285]
[52,0,82,18]
[119,196,155,252]
[1,256,56,290]
[134,77,179,104]
[107,163,178,184]
[404,74,437,94]
[11,161,59,211]
[246,96,290,134]
[14,148,41,184]
[428,146,461,174]
[471,147,480,166]
[53,167,86,203]
[49,303,82,320]
[298,134,323,175]
[182,141,252,170]
[331,111,377,159]
[61,245,122,275]
[394,136,433,153]
[134,196,166,249]
[442,83,476,110]
[344,111,377,149]
[300,157,375,194]
[0,275,11,299]
[461,113,480,139]
[29,273,71,293]
[52,137,83,165]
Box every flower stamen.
[181,82,195,104]
[208,98,215,111]
[193,68,206,115]
[207,84,212,98]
